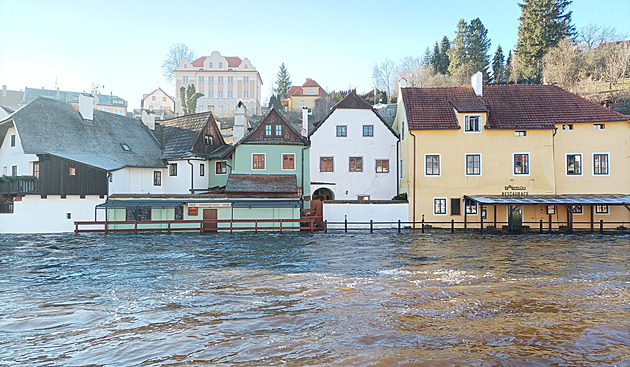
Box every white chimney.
[233,102,247,144]
[141,109,156,130]
[78,93,94,120]
[301,107,309,138]
[471,71,483,97]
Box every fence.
[0,202,13,213]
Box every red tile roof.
[303,78,321,88]
[190,56,242,68]
[287,86,301,97]
[191,57,206,67]
[402,85,629,130]
[287,79,327,97]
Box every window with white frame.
[514,153,529,175]
[566,154,582,175]
[300,100,305,107]
[209,76,214,84]
[465,198,478,214]
[199,76,204,84]
[464,115,481,132]
[593,153,609,175]
[228,91,233,98]
[275,124,282,136]
[265,124,272,136]
[200,163,205,176]
[465,154,481,175]
[228,77,233,84]
[595,205,609,214]
[363,125,374,137]
[153,171,161,186]
[434,198,447,215]
[349,157,363,172]
[244,91,249,98]
[244,76,249,84]
[218,77,223,84]
[425,154,440,176]
[183,76,188,83]
[336,125,347,137]
[218,91,223,98]
[252,154,265,170]
[169,163,177,176]
[376,159,389,173]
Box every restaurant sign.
[502,185,528,197]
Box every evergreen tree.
[268,94,282,110]
[491,45,506,84]
[437,36,451,74]
[430,42,441,74]
[448,19,469,75]
[274,63,292,99]
[179,84,202,115]
[505,50,513,82]
[421,47,433,68]
[516,0,575,83]
[467,18,492,81]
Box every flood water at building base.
[0,232,628,366]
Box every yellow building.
[282,78,327,112]
[393,73,630,231]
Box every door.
[203,209,218,232]
[508,205,523,227]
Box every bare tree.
[603,41,630,90]
[372,59,396,101]
[396,56,423,87]
[162,43,197,82]
[542,38,583,92]
[578,23,620,50]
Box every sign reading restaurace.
[188,202,232,208]
[502,185,528,197]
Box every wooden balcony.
[0,177,40,195]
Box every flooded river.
[0,232,628,366]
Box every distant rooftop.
[23,87,128,107]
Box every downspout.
[552,127,558,195]
[396,138,400,196]
[408,127,417,228]
[187,159,194,193]
[301,146,306,209]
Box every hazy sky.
[1,0,629,109]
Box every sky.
[1,0,629,110]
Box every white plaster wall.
[109,167,168,195]
[323,202,409,229]
[0,195,106,233]
[0,125,39,176]
[162,160,208,194]
[310,109,398,200]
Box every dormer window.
[219,62,223,68]
[308,89,314,95]
[464,115,481,132]
[265,124,272,136]
[184,64,188,68]
[209,62,213,68]
[120,143,131,151]
[204,135,213,145]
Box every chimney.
[471,71,483,97]
[78,93,94,120]
[233,101,247,144]
[141,109,156,130]
[301,107,309,138]
[2,85,6,97]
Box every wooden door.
[203,209,218,232]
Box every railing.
[0,178,40,195]
[75,218,320,234]
[0,202,13,213]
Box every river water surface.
[0,232,628,366]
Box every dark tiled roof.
[1,106,14,114]
[23,87,128,107]
[157,112,215,159]
[225,174,298,198]
[332,91,373,110]
[401,85,629,130]
[0,89,24,110]
[2,98,163,170]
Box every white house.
[309,91,399,201]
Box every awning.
[232,200,300,209]
[464,194,630,206]
[96,200,185,209]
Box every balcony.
[0,176,40,195]
[0,201,13,213]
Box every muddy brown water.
[0,232,628,366]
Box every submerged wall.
[323,201,409,229]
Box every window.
[218,91,223,98]
[244,76,249,84]
[153,171,161,186]
[595,205,609,214]
[208,91,214,98]
[465,154,481,175]
[252,154,265,170]
[566,154,582,175]
[68,167,76,176]
[228,77,233,84]
[152,96,156,101]
[126,207,151,221]
[275,124,282,136]
[10,134,15,147]
[336,125,347,137]
[376,159,389,173]
[215,161,227,175]
[175,206,183,220]
[219,62,223,68]
[244,91,249,98]
[464,115,481,132]
[183,76,188,83]
[120,143,131,152]
[33,162,39,178]
[425,154,440,176]
[282,154,295,170]
[204,135,213,145]
[562,124,573,130]
[300,100,305,108]
[265,124,272,136]
[163,97,166,102]
[228,91,233,98]
[320,157,333,172]
[200,164,205,176]
[114,108,124,115]
[451,198,461,216]
[593,124,605,129]
[199,76,204,84]
[209,62,213,68]
[515,131,526,136]
[349,157,363,172]
[209,76,214,84]
[434,198,447,215]
[465,198,478,214]
[12,165,17,176]
[514,153,529,175]
[573,206,583,214]
[593,153,609,175]
[218,77,223,84]
[363,125,374,137]
[358,195,370,200]
[169,163,177,176]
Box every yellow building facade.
[282,78,326,112]
[394,75,630,231]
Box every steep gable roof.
[143,87,175,103]
[1,97,163,170]
[191,57,206,67]
[287,79,327,97]
[225,57,242,68]
[157,111,225,159]
[401,85,629,130]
